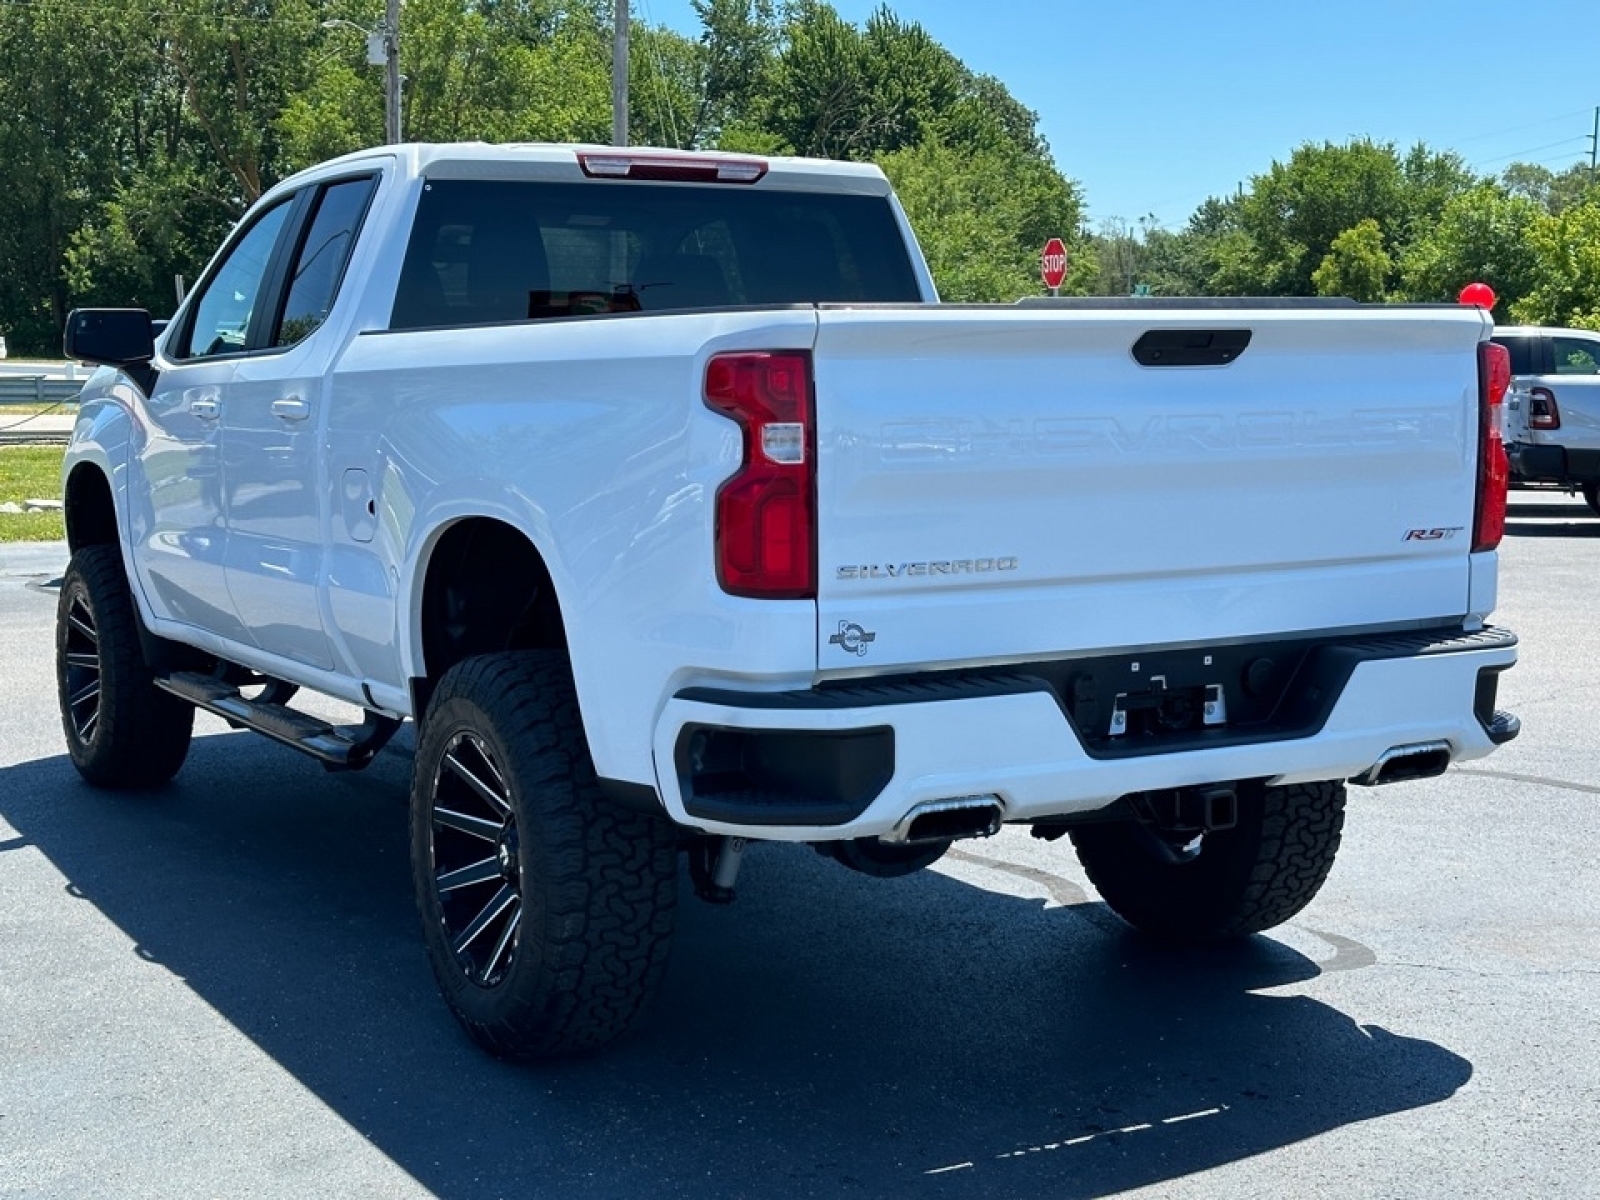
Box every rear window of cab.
[390,179,922,329]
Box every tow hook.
[1131,784,1239,835]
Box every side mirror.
[64,308,155,368]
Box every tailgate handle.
[1132,328,1252,367]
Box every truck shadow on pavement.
[1504,498,1600,538]
[1,735,1471,1200]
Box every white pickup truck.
[1494,324,1600,512]
[57,142,1520,1060]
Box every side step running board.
[155,671,402,771]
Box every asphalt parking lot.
[2,495,1597,1199]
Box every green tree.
[1311,219,1390,301]
[64,165,241,318]
[402,0,610,144]
[1395,142,1477,246]
[1223,139,1478,298]
[627,24,701,148]
[763,2,888,159]
[1235,139,1405,294]
[881,138,1085,302]
[5,0,1092,352]
[157,0,325,204]
[1502,161,1598,214]
[1397,184,1542,309]
[687,0,780,147]
[56,0,335,327]
[1131,221,1225,297]
[1509,201,1600,330]
[0,0,141,351]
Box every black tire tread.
[1070,780,1345,941]
[57,544,193,789]
[411,650,677,1061]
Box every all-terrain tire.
[410,650,679,1060]
[1068,780,1346,941]
[56,545,194,789]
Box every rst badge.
[1403,527,1463,542]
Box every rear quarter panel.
[325,308,822,785]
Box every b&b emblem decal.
[829,621,877,656]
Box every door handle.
[271,396,311,421]
[189,397,219,419]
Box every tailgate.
[813,304,1488,673]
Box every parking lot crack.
[1381,959,1600,980]
[1451,766,1600,796]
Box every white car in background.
[1495,325,1600,512]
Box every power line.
[1510,153,1592,170]
[1448,107,1597,147]
[1471,136,1589,170]
[0,0,307,24]
[636,0,683,148]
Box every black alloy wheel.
[410,651,679,1060]
[56,544,193,788]
[60,590,103,745]
[427,730,524,987]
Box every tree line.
[0,0,1595,356]
[1087,141,1600,327]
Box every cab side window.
[274,177,378,347]
[1552,337,1600,375]
[178,201,293,360]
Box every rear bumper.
[651,626,1518,840]
[1508,442,1600,485]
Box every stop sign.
[1040,237,1069,291]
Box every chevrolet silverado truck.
[1493,324,1600,512]
[57,142,1520,1060]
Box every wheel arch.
[63,459,119,553]
[410,515,569,716]
[60,387,139,557]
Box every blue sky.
[633,0,1600,231]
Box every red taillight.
[1474,341,1511,552]
[577,152,767,184]
[1528,386,1560,431]
[704,352,815,598]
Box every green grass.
[0,446,66,542]
[0,402,78,416]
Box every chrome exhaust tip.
[882,796,1004,846]
[1352,740,1452,787]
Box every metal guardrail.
[0,376,83,406]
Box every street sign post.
[1040,237,1068,295]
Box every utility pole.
[1590,106,1598,185]
[384,0,401,145]
[321,11,401,144]
[612,0,629,146]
